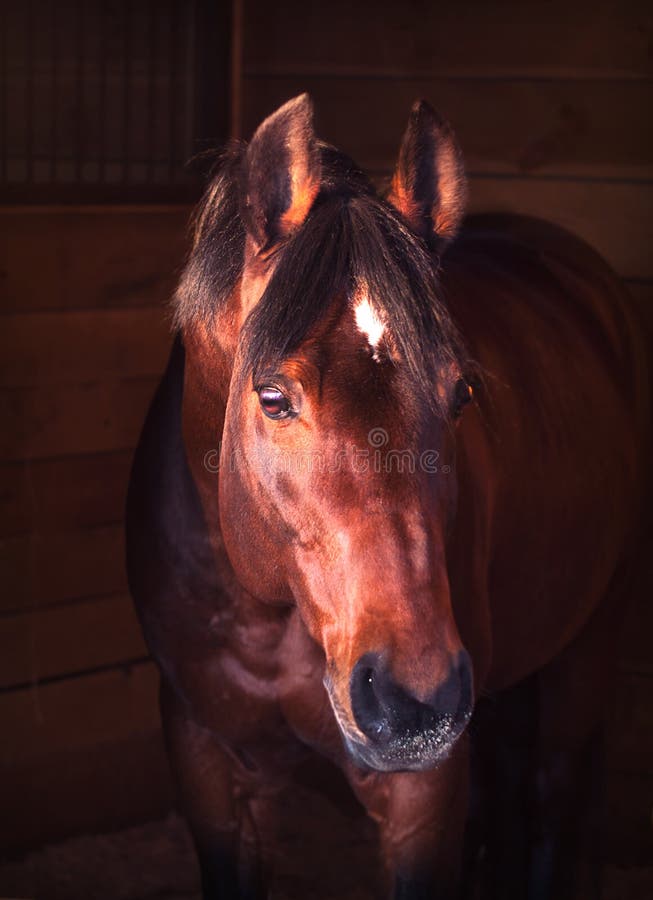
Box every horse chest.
[275,607,346,760]
[161,599,342,759]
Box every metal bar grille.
[0,0,232,201]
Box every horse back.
[448,213,648,491]
[444,215,649,686]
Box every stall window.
[0,0,232,201]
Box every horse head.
[181,95,476,771]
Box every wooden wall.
[240,0,653,322]
[0,0,651,863]
[0,207,188,850]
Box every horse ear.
[387,100,466,248]
[241,94,321,252]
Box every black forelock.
[173,142,468,417]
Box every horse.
[126,95,649,899]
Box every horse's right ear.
[240,94,321,252]
[387,100,466,249]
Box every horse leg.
[352,740,469,899]
[159,682,264,900]
[528,570,628,900]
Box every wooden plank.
[0,660,160,766]
[0,731,174,853]
[466,177,653,281]
[242,75,653,179]
[0,524,128,613]
[0,662,172,851]
[0,376,158,461]
[243,0,653,79]
[0,593,147,689]
[0,308,172,388]
[0,450,133,537]
[0,206,190,314]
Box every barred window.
[0,0,232,201]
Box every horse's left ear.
[387,100,466,249]
[241,93,322,252]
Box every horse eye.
[257,386,291,419]
[452,378,474,419]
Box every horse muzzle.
[342,649,474,772]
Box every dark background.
[0,0,651,886]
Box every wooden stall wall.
[0,206,189,850]
[0,0,232,852]
[241,0,652,303]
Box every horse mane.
[173,143,247,328]
[173,143,468,416]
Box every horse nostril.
[350,655,393,744]
[350,650,474,749]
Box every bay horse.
[126,95,648,898]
